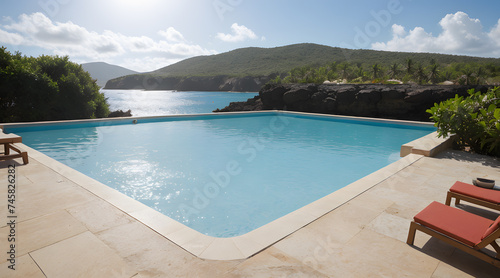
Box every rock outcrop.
[104,75,271,92]
[215,84,494,121]
[107,109,132,117]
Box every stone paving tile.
[67,198,135,233]
[316,229,440,277]
[96,220,239,277]
[1,149,499,277]
[430,248,500,278]
[0,209,87,259]
[17,179,96,222]
[30,231,138,278]
[366,212,411,243]
[272,225,355,276]
[224,247,329,278]
[0,254,45,278]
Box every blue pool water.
[8,113,435,237]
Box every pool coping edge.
[2,111,441,260]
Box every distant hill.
[105,43,500,91]
[82,62,138,87]
[150,43,500,77]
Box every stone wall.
[215,84,494,121]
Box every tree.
[476,66,486,85]
[461,66,475,85]
[388,63,401,79]
[339,62,350,81]
[372,63,381,80]
[0,47,109,122]
[405,58,414,75]
[415,63,427,84]
[353,65,366,81]
[428,63,440,84]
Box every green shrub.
[427,87,500,157]
[0,47,109,122]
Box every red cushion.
[450,181,500,204]
[482,216,500,240]
[414,201,493,246]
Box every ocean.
[102,89,258,117]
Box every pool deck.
[1,142,500,276]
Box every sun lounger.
[0,132,29,164]
[446,181,500,212]
[407,201,500,268]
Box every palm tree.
[476,67,485,85]
[405,58,414,75]
[388,63,401,79]
[428,63,440,84]
[462,67,474,85]
[354,65,365,80]
[372,63,381,80]
[415,63,427,84]
[339,62,350,81]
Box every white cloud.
[0,29,24,45]
[158,27,186,43]
[0,13,217,71]
[372,12,500,57]
[391,24,406,37]
[216,23,259,42]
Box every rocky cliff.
[104,75,271,92]
[214,84,494,121]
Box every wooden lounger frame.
[407,221,500,268]
[2,143,29,164]
[446,191,500,212]
[1,131,29,165]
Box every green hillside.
[148,43,500,78]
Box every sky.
[1,0,499,72]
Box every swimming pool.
[4,112,435,237]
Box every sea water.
[102,89,258,116]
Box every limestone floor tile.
[423,174,468,191]
[0,209,87,258]
[30,231,138,278]
[307,202,383,232]
[469,168,500,180]
[371,185,436,210]
[67,198,134,233]
[96,220,239,277]
[412,235,456,262]
[225,246,329,278]
[384,196,431,220]
[0,254,45,278]
[319,229,440,277]
[343,189,395,213]
[272,226,354,275]
[389,168,432,185]
[429,248,500,277]
[17,180,96,221]
[394,182,446,205]
[23,164,69,184]
[366,212,412,243]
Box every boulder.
[215,84,496,121]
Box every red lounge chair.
[446,181,500,212]
[407,201,500,268]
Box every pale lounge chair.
[0,132,28,164]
